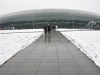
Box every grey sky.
[0,0,100,16]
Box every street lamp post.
[73,17,74,28]
[33,21,34,29]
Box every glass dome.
[0,9,100,29]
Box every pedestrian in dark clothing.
[47,24,51,35]
[44,26,47,34]
[77,26,79,29]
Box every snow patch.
[0,29,43,66]
[57,29,100,68]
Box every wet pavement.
[0,30,100,75]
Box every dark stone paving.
[0,30,100,75]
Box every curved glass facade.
[0,9,100,29]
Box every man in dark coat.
[47,24,51,35]
[44,26,47,34]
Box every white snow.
[56,29,100,68]
[0,29,43,34]
[0,29,43,66]
[56,28,91,31]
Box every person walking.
[44,25,47,35]
[47,24,51,35]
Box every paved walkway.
[0,30,100,75]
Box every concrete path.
[0,30,100,75]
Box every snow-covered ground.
[0,29,43,34]
[0,28,100,68]
[56,29,90,31]
[0,29,43,66]
[56,29,100,68]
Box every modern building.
[0,9,100,29]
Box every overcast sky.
[0,0,100,16]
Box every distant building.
[0,9,100,29]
